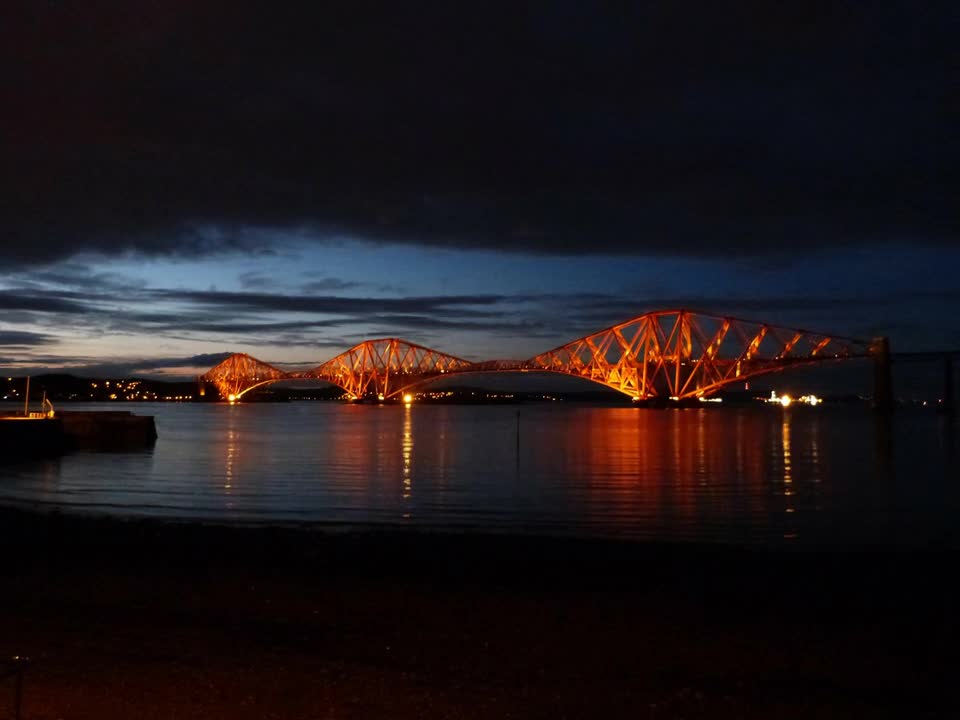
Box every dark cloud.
[300,277,362,294]
[572,288,960,320]
[123,316,344,336]
[564,290,960,345]
[19,265,146,291]
[4,271,958,350]
[360,315,557,337]
[237,271,275,290]
[138,353,235,370]
[0,330,54,347]
[146,289,523,315]
[238,270,365,294]
[11,352,239,379]
[3,283,528,322]
[1,1,953,267]
[0,291,90,314]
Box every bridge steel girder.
[302,338,474,400]
[523,310,871,400]
[200,353,289,400]
[199,311,874,401]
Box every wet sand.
[0,507,956,719]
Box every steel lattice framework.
[303,338,473,400]
[200,310,875,401]
[523,310,869,399]
[201,353,288,400]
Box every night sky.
[1,1,955,378]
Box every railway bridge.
[200,309,898,406]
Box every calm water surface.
[1,402,957,547]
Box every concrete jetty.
[57,411,158,449]
[0,411,156,458]
[0,415,66,458]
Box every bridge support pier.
[872,337,894,412]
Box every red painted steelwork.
[199,310,874,401]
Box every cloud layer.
[2,1,954,267]
[1,255,958,378]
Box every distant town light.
[403,393,413,404]
[779,394,792,407]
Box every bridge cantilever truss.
[201,352,288,400]
[302,338,473,399]
[202,339,473,401]
[524,310,871,399]
[200,310,876,401]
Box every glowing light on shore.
[403,393,413,404]
[769,391,821,407]
[228,393,237,403]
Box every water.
[0,402,957,547]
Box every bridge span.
[200,309,884,403]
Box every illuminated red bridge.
[200,310,881,402]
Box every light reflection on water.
[0,402,957,548]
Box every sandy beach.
[0,507,956,719]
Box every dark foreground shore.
[1,508,957,719]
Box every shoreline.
[2,505,957,718]
[3,499,958,554]
[5,500,959,554]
